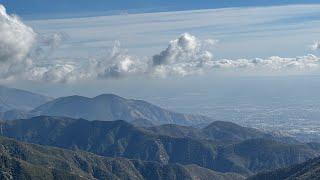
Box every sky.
[1,0,319,18]
[1,1,320,114]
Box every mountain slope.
[248,156,320,180]
[202,121,269,144]
[2,116,219,166]
[146,124,202,139]
[0,136,245,180]
[213,139,319,176]
[0,85,51,112]
[146,121,298,144]
[1,116,318,176]
[31,94,211,125]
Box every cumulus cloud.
[33,41,319,83]
[152,33,210,66]
[25,42,146,83]
[151,33,214,77]
[149,34,320,77]
[0,4,80,83]
[0,4,36,78]
[87,41,147,79]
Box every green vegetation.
[2,116,318,177]
[0,136,244,180]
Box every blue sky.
[27,5,320,60]
[1,0,320,18]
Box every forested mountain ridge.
[1,116,318,176]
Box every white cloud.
[25,42,146,83]
[151,33,214,77]
[210,55,320,73]
[152,33,209,66]
[88,41,147,79]
[0,4,81,83]
[33,34,215,82]
[0,4,36,79]
[148,34,320,77]
[27,64,81,83]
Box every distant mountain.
[0,136,244,180]
[0,85,51,112]
[31,94,212,125]
[1,116,318,176]
[248,156,320,180]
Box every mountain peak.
[31,93,212,125]
[93,93,125,100]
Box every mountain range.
[1,116,319,177]
[0,136,244,180]
[30,94,212,125]
[146,121,269,144]
[1,85,320,179]
[0,86,212,125]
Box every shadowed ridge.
[0,135,245,180]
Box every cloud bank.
[1,4,320,83]
[77,34,320,80]
[150,34,320,77]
